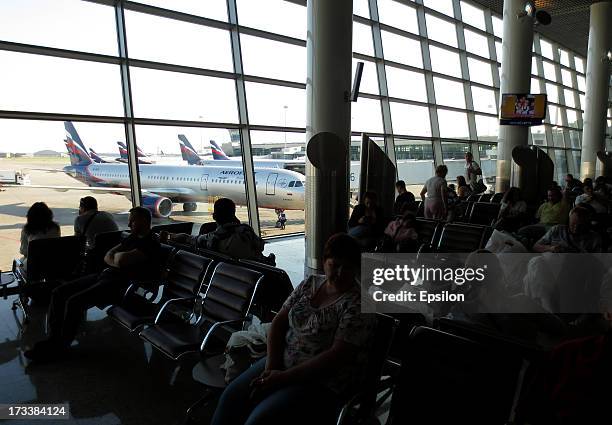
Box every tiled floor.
[0,237,306,424]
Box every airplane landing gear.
[183,202,197,212]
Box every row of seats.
[415,218,492,253]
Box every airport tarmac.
[0,158,305,270]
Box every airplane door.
[266,173,278,195]
[200,174,209,191]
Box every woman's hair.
[323,233,362,269]
[456,175,467,187]
[435,165,448,177]
[24,202,58,235]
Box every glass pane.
[577,75,586,92]
[464,29,490,58]
[126,11,233,71]
[381,31,423,67]
[579,94,585,110]
[531,57,539,76]
[540,39,554,60]
[395,139,435,189]
[553,149,568,183]
[353,59,379,95]
[561,69,573,88]
[249,130,306,236]
[390,103,432,136]
[135,124,251,228]
[425,14,458,47]
[385,66,427,102]
[237,0,304,39]
[492,16,503,37]
[543,61,557,81]
[531,78,542,93]
[423,0,454,17]
[378,0,419,33]
[433,77,465,108]
[575,57,585,74]
[131,68,238,122]
[551,126,565,148]
[0,51,123,116]
[569,130,581,149]
[429,45,462,78]
[471,86,497,114]
[564,89,576,108]
[353,22,374,56]
[475,115,499,142]
[478,143,497,186]
[139,0,227,21]
[351,97,383,134]
[560,50,570,67]
[566,109,579,129]
[245,83,305,127]
[0,0,117,55]
[242,35,306,82]
[531,126,546,145]
[438,109,469,139]
[546,83,559,104]
[442,142,471,181]
[354,0,370,18]
[570,150,581,174]
[460,1,486,30]
[468,57,493,85]
[548,105,564,126]
[495,41,502,61]
[0,119,130,269]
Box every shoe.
[23,340,66,363]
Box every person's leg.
[210,357,266,425]
[424,200,432,219]
[47,274,98,339]
[245,383,341,425]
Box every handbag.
[472,179,487,194]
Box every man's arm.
[104,243,123,267]
[114,249,148,269]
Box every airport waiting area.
[1,0,612,424]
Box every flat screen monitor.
[499,94,547,125]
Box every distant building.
[0,152,26,158]
[33,150,62,157]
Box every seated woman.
[348,191,386,249]
[495,187,528,233]
[456,175,472,199]
[210,234,374,425]
[18,202,61,270]
[383,211,419,252]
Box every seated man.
[532,206,602,254]
[163,198,266,261]
[25,207,162,361]
[393,180,416,215]
[517,187,570,246]
[74,196,119,250]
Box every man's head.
[363,191,378,209]
[568,206,590,234]
[584,184,594,196]
[128,206,152,236]
[547,188,562,204]
[465,152,473,162]
[435,165,448,178]
[565,174,574,184]
[395,180,406,194]
[213,198,237,225]
[79,196,98,215]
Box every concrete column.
[580,1,612,181]
[495,0,535,193]
[305,0,353,273]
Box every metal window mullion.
[533,34,552,149]
[415,0,441,165]
[115,0,141,207]
[369,0,397,169]
[552,44,570,149]
[568,53,583,130]
[483,8,500,104]
[227,0,260,234]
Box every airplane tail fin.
[117,141,128,160]
[64,122,92,166]
[178,134,202,165]
[210,140,230,160]
[89,148,106,163]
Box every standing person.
[394,180,416,215]
[19,202,61,269]
[421,165,448,220]
[24,207,162,361]
[279,211,287,230]
[210,233,374,425]
[464,152,483,193]
[74,196,119,251]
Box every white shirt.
[465,160,481,186]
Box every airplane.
[31,122,305,218]
[88,148,110,163]
[117,141,154,164]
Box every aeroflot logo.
[372,264,486,286]
[220,170,243,175]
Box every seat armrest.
[154,296,198,324]
[200,319,245,352]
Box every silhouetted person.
[74,196,118,250]
[394,180,416,215]
[19,202,61,270]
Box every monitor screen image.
[499,94,547,125]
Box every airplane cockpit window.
[288,181,295,187]
[295,181,303,187]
